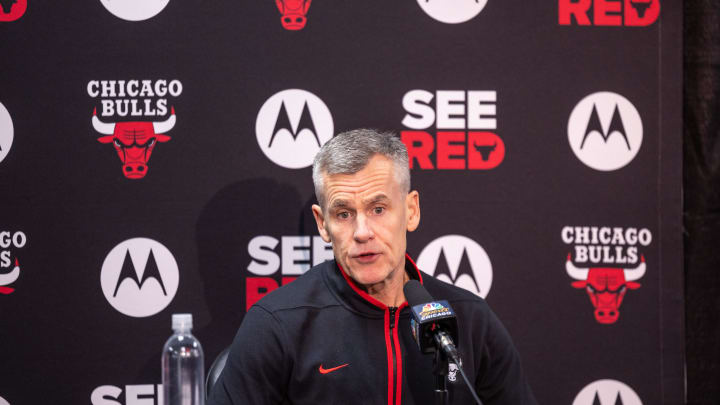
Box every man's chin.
[345,267,387,288]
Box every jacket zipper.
[387,304,406,405]
[335,261,420,405]
[334,262,418,404]
[388,307,398,405]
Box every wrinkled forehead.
[323,156,403,208]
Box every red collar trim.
[405,253,424,284]
[336,253,424,309]
[337,262,388,309]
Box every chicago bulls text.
[87,80,183,117]
[562,226,652,264]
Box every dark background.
[684,1,720,405]
[0,0,702,404]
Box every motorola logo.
[98,0,171,21]
[100,238,179,318]
[416,235,492,298]
[573,379,642,405]
[0,101,14,164]
[416,0,489,24]
[568,92,643,171]
[255,89,333,169]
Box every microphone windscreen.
[403,280,434,307]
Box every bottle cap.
[172,313,193,332]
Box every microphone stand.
[432,346,449,405]
[432,333,484,405]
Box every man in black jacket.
[209,129,537,404]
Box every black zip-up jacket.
[209,255,537,405]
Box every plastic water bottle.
[162,314,205,405]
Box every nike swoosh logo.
[318,363,349,374]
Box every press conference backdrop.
[0,1,683,404]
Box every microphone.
[403,280,460,363]
[404,280,484,405]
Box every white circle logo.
[0,395,9,405]
[100,238,179,317]
[568,92,643,171]
[256,89,334,169]
[99,0,171,21]
[416,0,489,24]
[0,101,14,164]
[416,235,492,298]
[573,379,642,405]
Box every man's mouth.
[353,252,380,263]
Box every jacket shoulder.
[251,260,338,313]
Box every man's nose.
[353,214,374,242]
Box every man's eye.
[373,207,384,215]
[337,212,350,219]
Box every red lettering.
[558,0,592,25]
[401,131,505,171]
[245,277,279,311]
[594,0,622,25]
[467,132,505,170]
[559,0,659,26]
[401,131,434,169]
[436,132,466,169]
[246,277,298,311]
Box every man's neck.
[364,265,410,308]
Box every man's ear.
[406,190,420,232]
[312,204,331,242]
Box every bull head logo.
[91,108,175,179]
[276,0,311,30]
[629,0,653,18]
[0,258,20,295]
[0,0,16,14]
[566,253,645,324]
[474,142,497,162]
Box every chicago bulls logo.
[276,0,311,30]
[566,253,645,324]
[0,231,26,295]
[91,108,176,179]
[0,258,19,294]
[0,0,26,22]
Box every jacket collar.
[322,253,424,317]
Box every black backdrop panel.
[0,1,682,404]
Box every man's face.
[312,155,420,288]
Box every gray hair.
[312,129,411,209]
